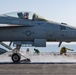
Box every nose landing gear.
[11,44,21,62]
[11,44,31,63]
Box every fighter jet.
[0,11,76,62]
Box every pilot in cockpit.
[24,12,29,19]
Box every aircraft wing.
[0,16,35,27]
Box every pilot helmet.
[24,12,29,19]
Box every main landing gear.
[11,45,30,63]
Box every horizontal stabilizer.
[0,42,12,50]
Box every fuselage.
[0,20,76,42]
[0,11,76,47]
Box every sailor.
[60,46,74,55]
[34,48,40,54]
[26,48,30,53]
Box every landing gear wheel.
[11,53,21,62]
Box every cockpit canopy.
[1,11,47,21]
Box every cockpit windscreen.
[1,12,47,21]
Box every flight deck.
[0,51,76,64]
[0,52,76,75]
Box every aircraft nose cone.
[0,48,7,54]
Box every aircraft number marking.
[59,25,66,30]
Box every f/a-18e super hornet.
[0,11,76,62]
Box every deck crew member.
[60,46,74,55]
[34,48,40,54]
